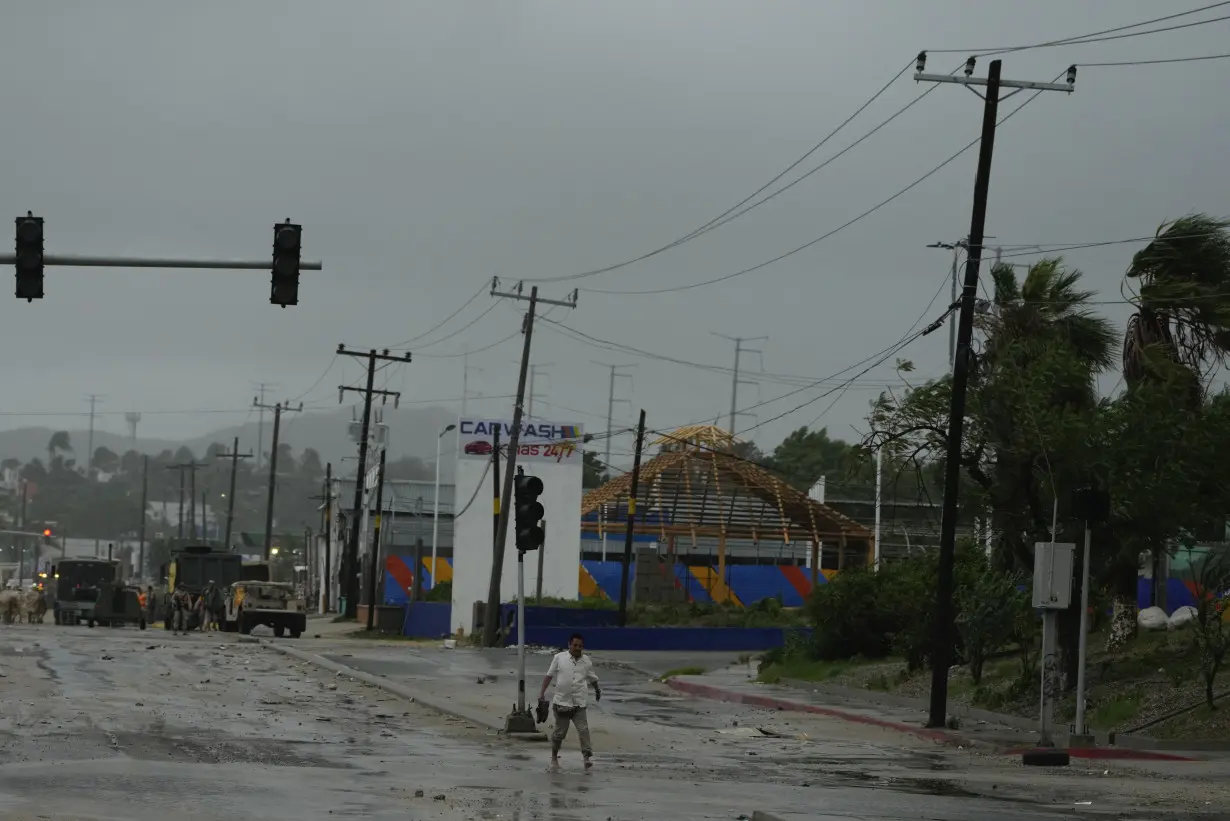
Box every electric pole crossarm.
[336,345,412,364]
[0,253,324,270]
[339,386,401,407]
[490,279,578,308]
[914,73,1074,92]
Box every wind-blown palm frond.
[1123,215,1230,386]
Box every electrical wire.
[518,60,917,286]
[1078,52,1230,66]
[927,2,1230,55]
[413,302,501,351]
[384,284,487,350]
[583,75,1055,297]
[289,355,339,404]
[452,458,492,518]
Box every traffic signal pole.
[912,53,1075,729]
[6,216,320,305]
[483,279,577,649]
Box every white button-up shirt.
[546,650,599,709]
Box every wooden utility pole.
[215,437,253,550]
[336,345,410,619]
[166,460,207,541]
[253,398,303,561]
[311,462,334,612]
[365,446,389,631]
[618,410,646,626]
[913,52,1075,728]
[482,279,577,647]
[137,456,148,580]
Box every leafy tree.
[48,431,72,464]
[957,566,1026,685]
[299,448,324,481]
[92,446,119,475]
[1185,547,1230,708]
[582,451,606,489]
[120,449,144,477]
[765,427,849,490]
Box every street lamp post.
[430,424,456,590]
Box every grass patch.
[330,615,357,624]
[1088,695,1142,731]
[659,666,706,680]
[757,657,864,685]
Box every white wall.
[450,418,583,635]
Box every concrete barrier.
[511,626,809,652]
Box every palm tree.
[1122,215,1230,386]
[47,430,72,465]
[1108,216,1230,649]
[976,260,1116,570]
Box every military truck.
[160,545,244,630]
[87,582,147,629]
[226,580,306,637]
[52,558,121,625]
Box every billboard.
[457,418,584,466]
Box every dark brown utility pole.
[336,345,410,619]
[253,398,303,561]
[618,410,646,626]
[215,437,253,551]
[311,462,334,612]
[166,460,207,541]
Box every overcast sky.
[1,1,1227,467]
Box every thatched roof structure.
[581,425,872,586]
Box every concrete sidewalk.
[668,667,1225,762]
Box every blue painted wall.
[510,626,810,652]
[402,602,452,638]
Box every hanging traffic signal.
[514,471,545,552]
[15,212,44,301]
[42,528,53,545]
[270,220,301,307]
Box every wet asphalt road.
[0,626,1120,820]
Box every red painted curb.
[666,679,1201,762]
[666,678,960,745]
[1006,746,1195,762]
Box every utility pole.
[710,333,766,438]
[482,279,578,647]
[597,362,635,476]
[311,463,334,613]
[16,480,27,584]
[251,382,278,470]
[913,52,1075,729]
[137,456,148,580]
[926,240,966,368]
[527,363,554,417]
[84,393,105,478]
[216,437,253,550]
[618,410,646,626]
[166,460,207,541]
[365,446,389,631]
[253,398,303,561]
[336,345,410,619]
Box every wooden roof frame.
[580,448,871,546]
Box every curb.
[254,638,548,742]
[751,812,787,821]
[668,678,1203,762]
[666,678,963,746]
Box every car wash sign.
[458,418,585,466]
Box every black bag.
[535,698,549,724]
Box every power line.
[411,302,500,351]
[289,355,339,403]
[582,77,1054,297]
[519,60,917,285]
[536,316,904,388]
[1078,52,1230,66]
[928,3,1230,55]
[384,284,487,350]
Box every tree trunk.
[1103,555,1138,654]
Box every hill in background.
[0,405,461,480]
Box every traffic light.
[42,528,52,545]
[270,220,302,307]
[513,471,545,552]
[15,212,44,301]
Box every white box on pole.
[1033,542,1075,609]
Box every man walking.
[170,584,191,635]
[538,632,601,771]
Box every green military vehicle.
[161,545,244,630]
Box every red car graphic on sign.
[464,440,493,456]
